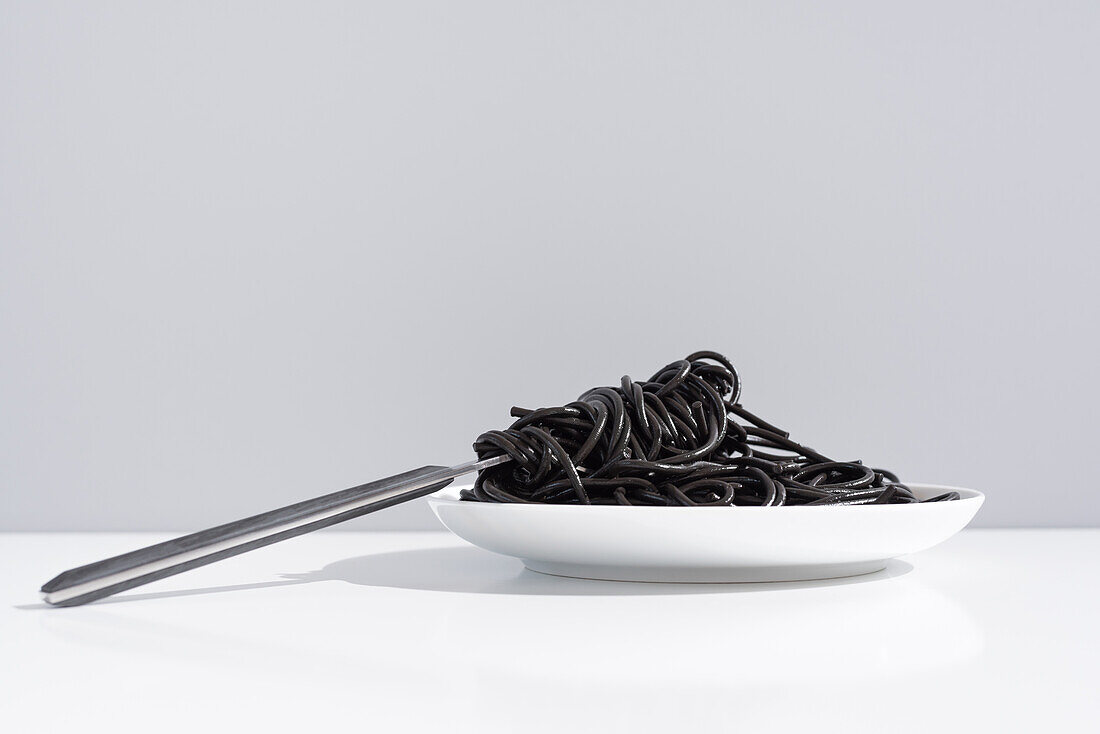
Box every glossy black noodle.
[463,351,959,506]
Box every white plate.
[428,483,983,583]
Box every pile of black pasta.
[463,351,958,506]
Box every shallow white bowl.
[428,483,984,582]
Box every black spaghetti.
[464,351,957,506]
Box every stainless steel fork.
[40,454,510,606]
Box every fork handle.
[40,455,510,606]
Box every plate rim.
[429,481,984,509]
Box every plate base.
[522,559,889,583]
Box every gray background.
[2,2,1098,531]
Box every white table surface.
[3,529,1098,733]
